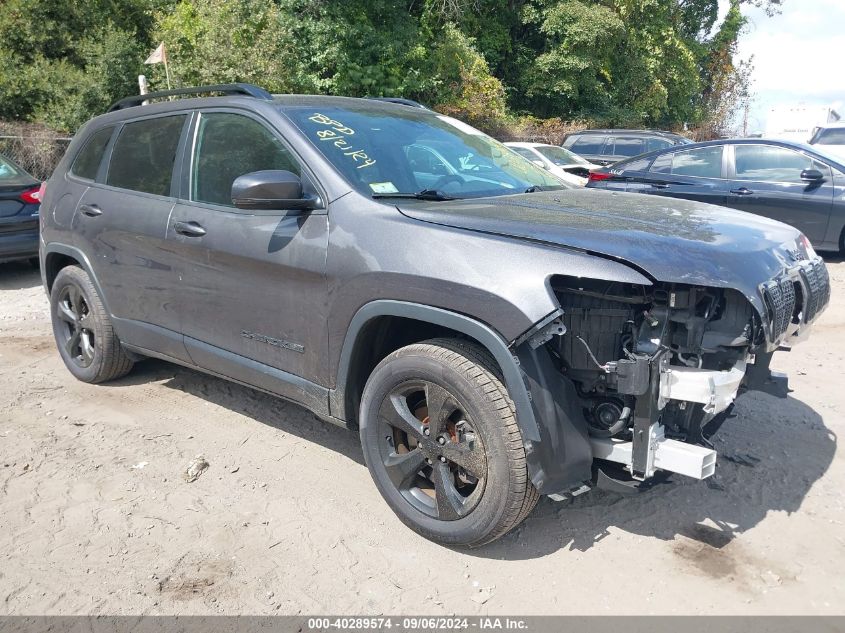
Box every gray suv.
[40,84,830,546]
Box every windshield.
[284,105,565,199]
[812,128,845,145]
[535,145,592,166]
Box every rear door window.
[612,137,646,157]
[71,126,114,181]
[191,112,301,207]
[569,135,606,155]
[107,115,186,196]
[650,146,723,178]
[646,138,673,153]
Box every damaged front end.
[515,256,831,498]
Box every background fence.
[0,121,71,181]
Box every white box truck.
[765,105,841,143]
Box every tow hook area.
[590,426,717,481]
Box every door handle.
[730,187,753,196]
[173,221,207,237]
[650,183,669,189]
[79,203,103,217]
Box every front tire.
[359,338,539,547]
[49,265,134,383]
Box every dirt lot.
[1,258,844,616]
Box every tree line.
[0,0,781,136]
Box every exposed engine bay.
[545,276,773,488]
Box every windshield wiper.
[372,188,458,201]
[525,185,544,193]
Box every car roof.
[606,137,845,170]
[504,142,547,148]
[82,92,439,133]
[567,129,688,140]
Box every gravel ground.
[0,257,843,615]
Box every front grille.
[763,277,796,341]
[800,259,831,323]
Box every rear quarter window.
[106,115,186,196]
[70,126,114,180]
[0,154,24,183]
[620,156,652,172]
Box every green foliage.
[0,0,162,131]
[0,0,776,136]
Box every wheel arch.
[43,244,111,315]
[329,300,541,444]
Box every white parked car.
[809,122,845,161]
[504,142,600,186]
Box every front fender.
[331,300,593,496]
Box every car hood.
[397,189,806,313]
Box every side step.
[590,433,717,480]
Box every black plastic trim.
[330,300,594,495]
[108,83,273,112]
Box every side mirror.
[800,168,825,182]
[231,170,319,211]
[532,159,547,169]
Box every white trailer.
[764,104,841,143]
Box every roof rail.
[366,97,429,109]
[107,83,273,112]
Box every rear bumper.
[0,215,39,263]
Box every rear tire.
[49,265,133,383]
[359,338,539,547]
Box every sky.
[726,0,845,133]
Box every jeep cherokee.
[40,84,830,546]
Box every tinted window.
[623,157,652,172]
[192,113,300,206]
[650,153,672,174]
[646,138,673,153]
[650,146,722,178]
[0,154,28,185]
[510,147,540,162]
[536,145,591,166]
[735,145,830,183]
[107,116,185,196]
[612,137,645,157]
[71,126,113,180]
[812,128,845,145]
[569,136,606,154]
[672,146,722,178]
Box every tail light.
[588,171,612,183]
[20,185,43,204]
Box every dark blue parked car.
[0,153,42,265]
[586,138,845,252]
